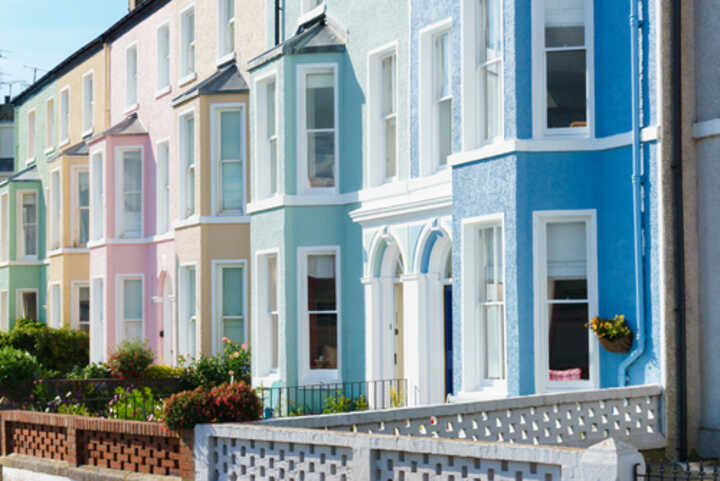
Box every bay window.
[20,192,38,258]
[76,170,89,247]
[121,277,143,341]
[126,45,138,109]
[180,7,195,80]
[299,66,336,191]
[118,148,143,238]
[214,105,245,214]
[156,142,170,233]
[83,72,94,133]
[218,0,235,59]
[215,262,246,351]
[179,113,195,218]
[91,152,104,241]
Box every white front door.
[162,281,174,364]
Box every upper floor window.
[218,0,235,59]
[50,170,61,250]
[299,66,336,192]
[19,191,38,258]
[75,169,89,247]
[27,110,36,161]
[434,32,452,168]
[0,194,7,263]
[126,45,138,109]
[0,124,13,161]
[214,105,245,214]
[91,152,104,241]
[180,7,196,80]
[157,24,171,92]
[118,148,143,238]
[179,112,195,219]
[59,88,70,145]
[82,72,94,134]
[302,0,322,13]
[534,0,592,136]
[156,141,170,233]
[255,75,279,200]
[368,45,398,186]
[46,98,56,150]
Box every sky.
[0,0,128,99]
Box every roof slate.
[172,61,249,106]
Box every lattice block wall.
[210,436,354,481]
[6,422,69,461]
[373,451,561,481]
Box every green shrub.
[81,362,112,379]
[322,393,368,414]
[0,346,42,394]
[146,364,182,379]
[1,322,89,375]
[108,387,163,422]
[163,382,262,430]
[177,339,250,390]
[108,340,155,379]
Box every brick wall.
[0,411,194,480]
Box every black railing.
[256,378,408,418]
[8,378,183,422]
[636,463,720,481]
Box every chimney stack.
[3,96,9,104]
[129,0,140,11]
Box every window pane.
[548,279,587,300]
[307,254,336,311]
[23,292,37,321]
[268,256,278,312]
[23,194,37,256]
[224,318,244,345]
[222,267,244,316]
[435,33,451,100]
[385,116,397,178]
[547,222,587,277]
[545,0,585,48]
[185,117,195,166]
[484,304,504,379]
[479,226,503,302]
[188,268,196,315]
[79,172,89,207]
[548,303,589,380]
[269,139,278,194]
[51,286,61,327]
[267,81,276,137]
[478,0,502,64]
[546,49,586,128]
[221,110,243,160]
[79,287,90,332]
[125,321,143,342]
[437,98,452,165]
[306,73,334,129]
[80,210,89,245]
[309,313,337,369]
[123,151,142,192]
[222,162,243,210]
[480,60,501,139]
[381,55,395,117]
[307,131,335,187]
[124,280,143,320]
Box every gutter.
[619,0,646,386]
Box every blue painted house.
[248,0,663,407]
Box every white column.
[362,277,382,409]
[426,273,446,405]
[402,274,424,406]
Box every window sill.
[44,147,55,155]
[58,139,70,149]
[216,52,236,67]
[178,73,197,87]
[299,370,341,387]
[451,387,508,403]
[254,371,282,388]
[155,86,172,99]
[82,128,94,138]
[25,157,36,166]
[124,104,139,116]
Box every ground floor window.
[120,277,144,342]
[179,265,197,358]
[257,252,280,377]
[17,289,38,321]
[302,249,340,374]
[215,261,247,351]
[91,278,104,363]
[75,284,90,332]
[50,284,61,328]
[0,291,7,331]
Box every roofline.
[12,0,171,107]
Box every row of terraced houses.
[1,0,719,457]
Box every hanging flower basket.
[587,314,634,354]
[598,334,633,354]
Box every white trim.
[532,209,599,394]
[179,3,196,81]
[70,165,90,248]
[297,1,326,26]
[253,248,282,385]
[178,108,196,220]
[16,189,39,261]
[211,259,249,355]
[210,102,247,216]
[252,68,281,201]
[49,166,63,251]
[178,262,198,358]
[71,280,90,331]
[90,276,106,362]
[155,139,171,235]
[16,288,39,321]
[81,69,95,136]
[531,0,595,139]
[90,149,106,242]
[125,42,139,111]
[45,97,56,151]
[26,108,37,164]
[58,86,71,147]
[458,213,508,399]
[296,63,340,195]
[450,126,660,166]
[297,245,342,385]
[216,0,235,61]
[116,274,145,343]
[114,145,145,239]
[47,248,90,258]
[156,21,171,94]
[693,118,720,140]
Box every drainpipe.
[619,0,646,386]
[274,0,283,46]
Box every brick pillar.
[178,429,195,481]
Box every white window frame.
[298,245,342,385]
[115,146,144,239]
[82,70,94,136]
[217,0,235,62]
[460,0,505,150]
[59,87,70,147]
[460,213,507,398]
[90,277,106,363]
[296,63,339,195]
[90,150,105,241]
[419,19,453,176]
[254,249,281,381]
[49,282,62,329]
[532,209,599,394]
[0,193,8,263]
[156,22,171,95]
[155,140,170,234]
[125,43,139,111]
[211,259,248,354]
[178,263,198,358]
[253,70,280,201]
[211,103,246,215]
[179,4,196,83]
[17,190,38,260]
[178,109,196,220]
[49,168,62,251]
[72,166,90,248]
[116,274,145,342]
[0,290,8,332]
[45,97,56,152]
[301,0,323,13]
[72,281,90,332]
[366,41,399,187]
[16,288,39,321]
[531,0,594,138]
[27,108,36,164]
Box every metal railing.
[637,463,720,481]
[256,378,407,418]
